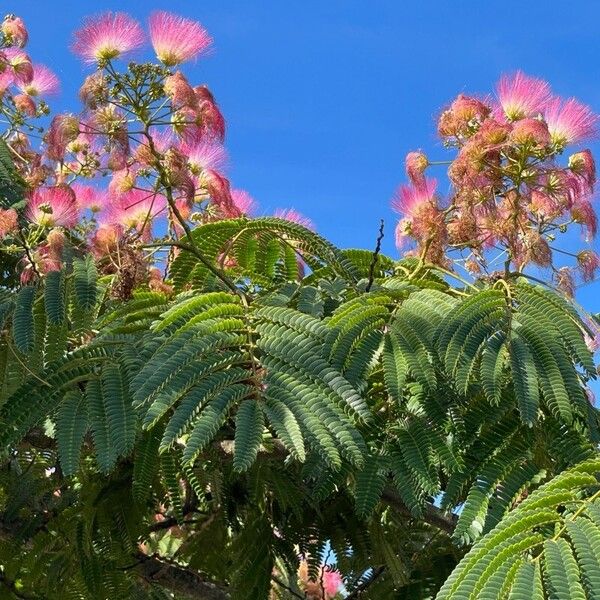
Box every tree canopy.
[1,10,600,600]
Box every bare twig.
[366,219,384,292]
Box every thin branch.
[345,566,386,599]
[381,488,457,534]
[366,219,384,292]
[132,552,229,600]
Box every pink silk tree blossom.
[149,11,212,66]
[26,186,79,228]
[496,71,551,121]
[18,63,59,97]
[72,12,145,64]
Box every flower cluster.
[0,12,307,295]
[297,560,343,599]
[392,71,600,293]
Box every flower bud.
[164,71,196,108]
[405,151,428,185]
[0,208,18,239]
[569,149,596,186]
[79,72,108,109]
[13,92,35,116]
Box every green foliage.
[436,459,600,600]
[0,217,599,599]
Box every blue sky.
[14,0,600,317]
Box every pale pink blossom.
[149,11,212,66]
[496,71,551,120]
[91,222,123,256]
[202,170,236,215]
[405,151,428,185]
[274,208,315,231]
[323,569,343,597]
[231,189,256,215]
[26,186,79,228]
[194,85,226,141]
[109,168,137,198]
[571,199,598,241]
[13,93,36,116]
[391,178,437,219]
[79,72,108,109]
[112,189,167,231]
[72,12,145,64]
[577,250,600,282]
[0,65,13,92]
[18,64,59,97]
[569,149,596,187]
[46,114,80,161]
[181,139,228,174]
[2,15,28,47]
[583,317,600,353]
[545,97,598,146]
[72,183,106,213]
[164,71,197,108]
[509,118,551,147]
[3,48,33,84]
[0,208,18,239]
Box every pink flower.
[231,189,256,215]
[571,199,598,241]
[555,266,575,297]
[3,48,33,84]
[46,114,80,161]
[392,179,441,248]
[391,178,437,219]
[91,222,123,256]
[164,71,197,108]
[496,71,551,121]
[545,97,598,146]
[569,149,596,187]
[79,72,108,109]
[149,11,212,66]
[72,12,145,64]
[529,189,561,219]
[2,15,28,47]
[274,208,315,231]
[202,170,237,215]
[323,569,343,597]
[26,186,79,228]
[181,139,228,174]
[583,317,600,353]
[438,94,491,138]
[72,183,106,213]
[577,250,600,282]
[18,64,59,97]
[0,208,19,239]
[509,118,551,147]
[109,168,137,198]
[13,93,36,116]
[113,189,167,231]
[405,151,428,185]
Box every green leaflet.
[436,459,600,600]
[56,389,88,476]
[72,255,98,312]
[13,285,36,354]
[233,398,265,472]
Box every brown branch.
[381,488,457,534]
[132,552,229,600]
[366,219,384,292]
